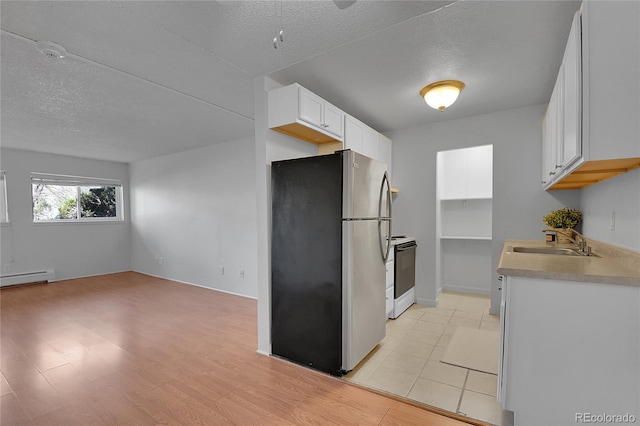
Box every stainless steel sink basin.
[512,246,586,256]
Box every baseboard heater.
[0,270,55,288]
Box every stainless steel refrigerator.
[271,150,392,376]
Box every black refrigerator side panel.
[271,153,343,375]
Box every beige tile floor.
[345,291,503,425]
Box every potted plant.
[543,207,583,243]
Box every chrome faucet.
[542,228,591,255]
[571,229,589,253]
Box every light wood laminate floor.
[1,272,475,425]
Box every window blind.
[30,172,122,187]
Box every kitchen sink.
[511,246,596,256]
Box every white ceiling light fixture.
[35,41,67,59]
[419,80,465,111]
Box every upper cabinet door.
[298,88,324,128]
[440,145,493,199]
[378,134,392,178]
[440,149,467,200]
[298,87,344,138]
[345,116,364,153]
[345,116,378,159]
[362,126,379,160]
[323,103,344,138]
[541,64,565,188]
[561,12,582,168]
[467,145,493,198]
[542,111,550,186]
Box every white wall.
[580,168,640,252]
[387,104,581,314]
[129,137,258,298]
[0,148,131,280]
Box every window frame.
[31,172,124,223]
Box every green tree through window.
[31,173,122,222]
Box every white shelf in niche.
[440,235,492,240]
[440,197,493,202]
[440,198,492,238]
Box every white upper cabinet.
[298,88,344,138]
[345,116,379,160]
[561,11,582,169]
[544,3,640,190]
[322,102,345,138]
[268,83,345,144]
[344,116,364,153]
[542,10,581,189]
[378,134,393,180]
[298,89,324,129]
[542,69,563,187]
[440,148,467,200]
[344,116,393,179]
[467,145,493,199]
[362,126,379,160]
[440,145,493,200]
[269,83,394,181]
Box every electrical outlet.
[240,269,245,278]
[159,257,164,264]
[220,266,225,275]
[2,264,10,273]
[610,211,616,231]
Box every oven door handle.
[396,243,417,252]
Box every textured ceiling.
[270,0,582,132]
[0,0,580,163]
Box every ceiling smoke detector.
[35,41,67,59]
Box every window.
[31,173,123,222]
[0,171,8,223]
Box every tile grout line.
[456,368,471,416]
[405,306,454,398]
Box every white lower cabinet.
[385,250,394,317]
[499,275,640,425]
[385,287,394,318]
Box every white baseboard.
[256,349,271,356]
[416,297,438,307]
[0,269,55,287]
[133,270,257,300]
[442,285,491,296]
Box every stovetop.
[390,235,416,245]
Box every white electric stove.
[388,236,417,319]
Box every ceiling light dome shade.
[420,80,465,111]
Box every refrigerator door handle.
[378,171,392,263]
